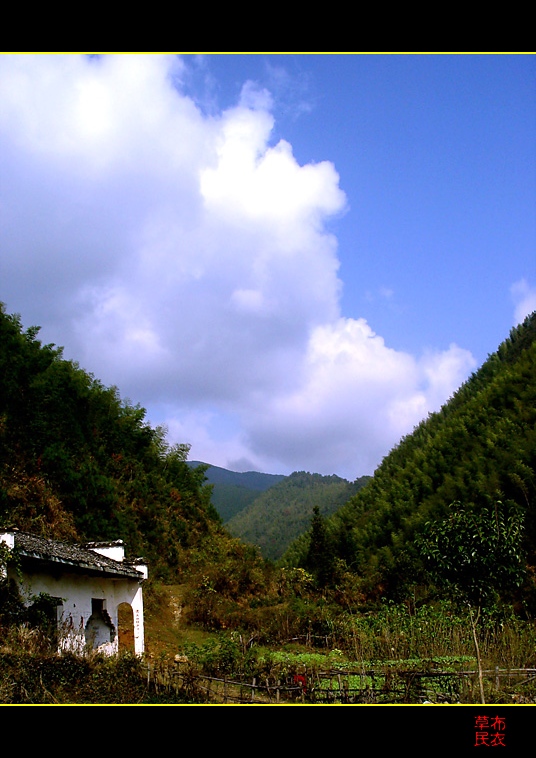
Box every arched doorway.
[118,602,135,652]
[85,598,115,652]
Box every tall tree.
[418,499,525,702]
[305,506,335,588]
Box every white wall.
[11,567,145,655]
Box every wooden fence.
[144,662,536,704]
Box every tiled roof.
[11,531,144,580]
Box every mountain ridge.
[187,461,286,491]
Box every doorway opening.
[118,602,135,652]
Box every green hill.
[187,462,286,522]
[283,311,536,608]
[226,470,370,561]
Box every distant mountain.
[189,462,286,491]
[225,471,371,561]
[187,462,286,522]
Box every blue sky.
[1,54,534,479]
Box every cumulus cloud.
[0,54,477,479]
[241,319,476,476]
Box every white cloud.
[0,54,477,480]
[241,319,476,477]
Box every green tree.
[305,506,335,588]
[418,499,525,702]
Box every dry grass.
[143,582,215,658]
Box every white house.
[0,529,148,656]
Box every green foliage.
[418,500,525,608]
[0,582,64,653]
[0,578,26,629]
[183,633,253,677]
[182,535,275,632]
[304,506,335,588]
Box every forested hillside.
[0,304,253,581]
[188,462,286,523]
[226,471,370,561]
[284,311,536,609]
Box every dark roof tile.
[11,531,144,580]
